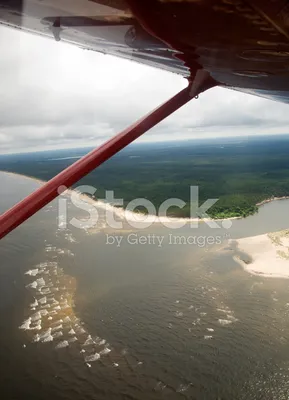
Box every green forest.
[2,135,289,219]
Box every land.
[2,135,289,218]
[233,230,289,279]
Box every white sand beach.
[2,171,289,232]
[1,171,239,227]
[233,230,289,279]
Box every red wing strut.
[0,74,216,240]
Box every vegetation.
[2,135,289,219]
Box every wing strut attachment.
[0,74,216,240]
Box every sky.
[1,25,289,154]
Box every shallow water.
[2,172,289,399]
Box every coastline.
[3,171,289,279]
[2,170,47,186]
[256,196,289,207]
[2,170,289,225]
[232,231,289,279]
[0,171,238,224]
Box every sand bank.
[233,230,289,279]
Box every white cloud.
[0,24,289,154]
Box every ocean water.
[2,172,289,399]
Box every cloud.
[0,25,289,154]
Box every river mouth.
[2,171,289,399]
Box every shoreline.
[3,170,289,279]
[3,170,47,186]
[0,171,238,224]
[2,170,289,225]
[256,196,289,206]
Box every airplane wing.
[1,0,289,103]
